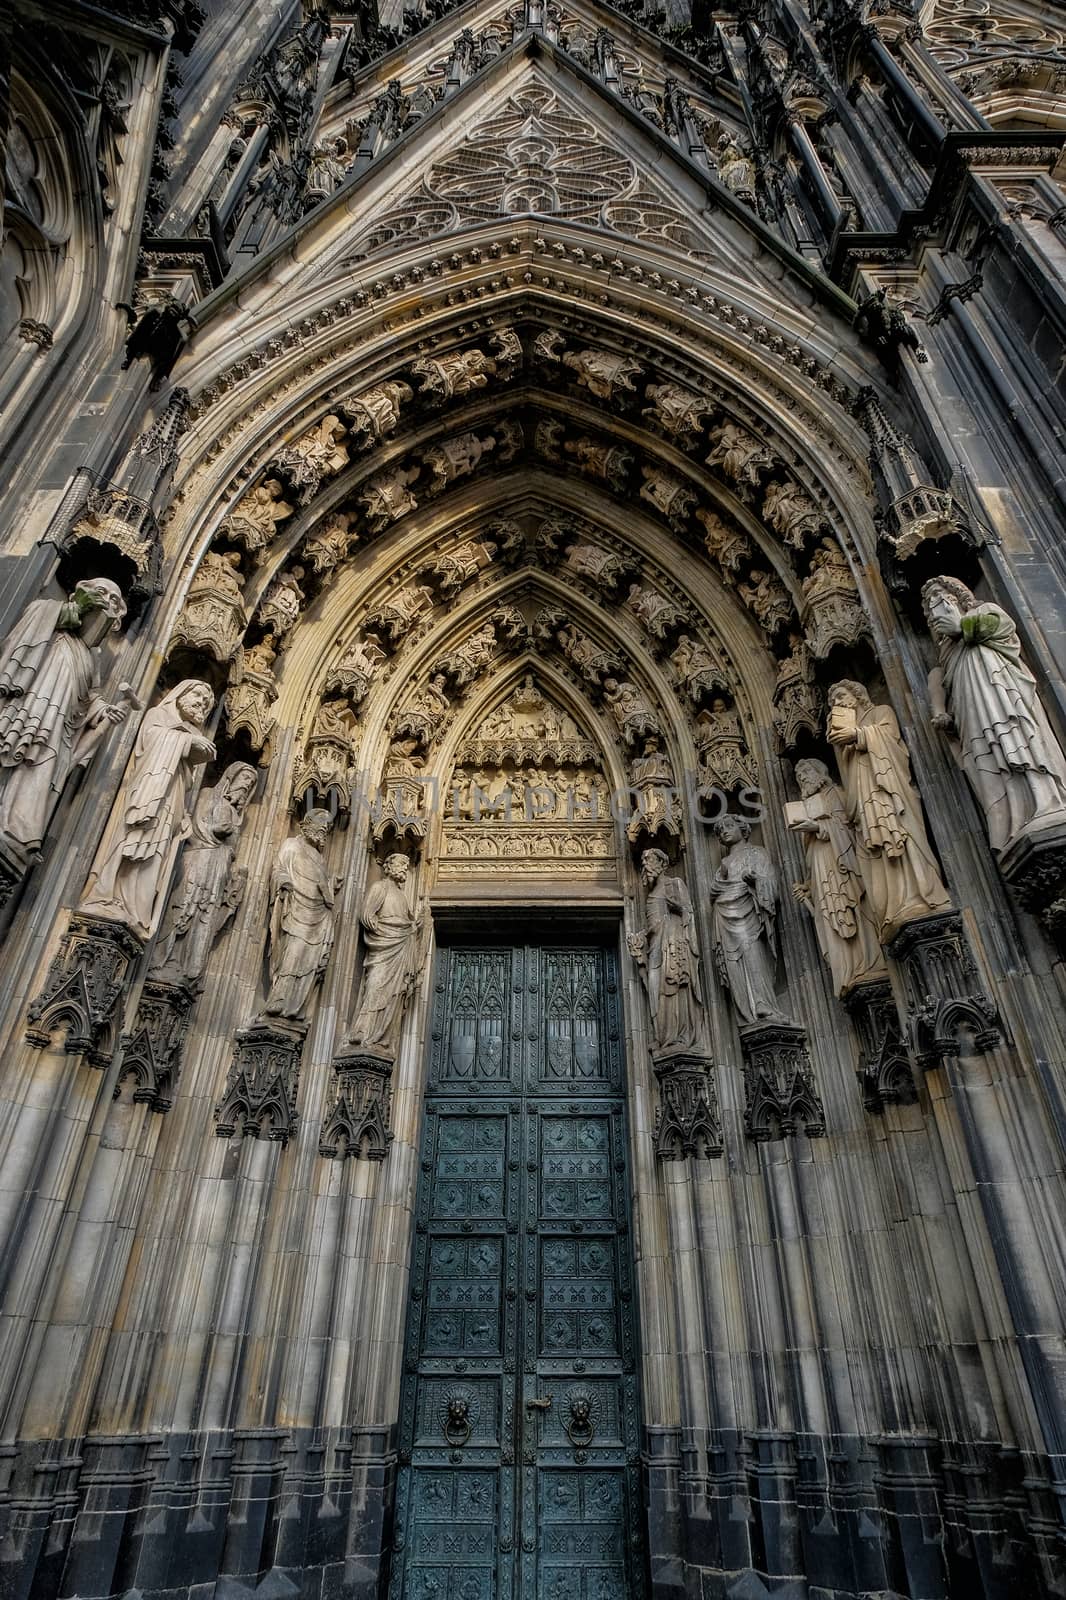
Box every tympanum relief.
[439,677,614,877]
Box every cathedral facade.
[1,0,1066,1595]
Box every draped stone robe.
[935,603,1066,852]
[710,840,782,1025]
[348,876,422,1057]
[264,832,336,1020]
[643,870,703,1054]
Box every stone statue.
[149,762,257,987]
[738,569,792,635]
[709,815,785,1025]
[81,680,216,940]
[706,422,773,488]
[0,578,130,857]
[627,849,704,1053]
[696,699,757,793]
[603,677,660,745]
[786,758,886,997]
[264,808,338,1020]
[224,478,293,561]
[922,575,1066,852]
[348,853,425,1057]
[827,680,951,938]
[562,348,643,401]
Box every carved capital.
[26,915,145,1067]
[118,979,196,1112]
[843,978,917,1112]
[885,912,1001,1068]
[739,1022,825,1141]
[652,1051,723,1160]
[214,1020,306,1143]
[319,1051,395,1161]
[997,820,1066,935]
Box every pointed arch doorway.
[389,918,646,1600]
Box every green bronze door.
[390,943,645,1600]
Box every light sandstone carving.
[800,538,869,657]
[303,511,354,576]
[785,758,887,997]
[348,853,425,1058]
[223,477,294,561]
[169,550,247,663]
[263,808,338,1021]
[923,575,1066,853]
[762,479,826,549]
[696,699,757,793]
[410,348,497,400]
[0,578,130,859]
[81,680,216,940]
[827,679,952,939]
[562,348,643,400]
[642,382,714,446]
[149,762,257,987]
[706,422,774,489]
[358,464,419,531]
[341,379,413,447]
[627,849,705,1053]
[273,413,349,500]
[695,508,752,576]
[738,568,792,635]
[256,567,306,642]
[710,815,786,1026]
[639,464,697,529]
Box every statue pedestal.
[0,837,31,920]
[885,912,1001,1069]
[214,1019,307,1144]
[650,1050,722,1160]
[118,979,196,1112]
[843,978,917,1113]
[320,1050,395,1161]
[997,818,1066,936]
[25,914,145,1066]
[738,1022,825,1142]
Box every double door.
[390,943,645,1600]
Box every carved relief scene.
[3,1,1066,1598]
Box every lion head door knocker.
[439,1387,477,1459]
[564,1386,597,1459]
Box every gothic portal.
[2,0,1066,1596]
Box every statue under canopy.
[0,578,130,857]
[149,762,257,987]
[81,680,216,940]
[922,575,1066,853]
[348,852,425,1058]
[627,848,704,1054]
[264,808,338,1021]
[786,757,886,997]
[709,815,786,1026]
[827,680,951,939]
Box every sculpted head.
[300,807,333,850]
[384,852,410,883]
[714,813,751,846]
[222,761,257,808]
[640,847,668,886]
[175,680,214,726]
[922,575,974,636]
[74,577,126,629]
[828,679,871,714]
[795,758,831,798]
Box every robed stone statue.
[149,761,257,987]
[81,680,216,940]
[0,578,130,857]
[264,808,338,1021]
[826,680,951,939]
[348,852,425,1058]
[786,758,886,997]
[709,815,785,1026]
[627,848,704,1054]
[923,575,1066,853]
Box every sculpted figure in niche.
[149,762,257,987]
[602,677,659,744]
[738,568,792,635]
[0,578,129,857]
[627,848,704,1054]
[922,575,1066,852]
[706,422,772,488]
[225,478,293,560]
[709,815,785,1026]
[562,348,643,401]
[348,853,425,1058]
[827,680,951,939]
[264,808,338,1021]
[786,758,886,997]
[672,634,726,704]
[81,680,216,940]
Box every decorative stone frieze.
[740,1022,826,1141]
[26,915,145,1067]
[886,912,1001,1069]
[214,1019,306,1143]
[652,1051,723,1160]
